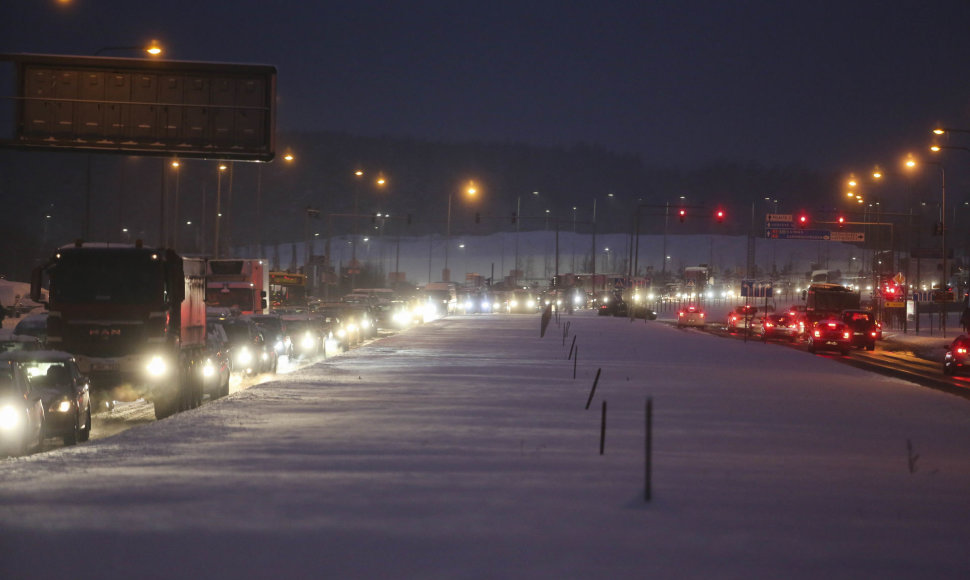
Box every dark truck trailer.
[31,241,206,419]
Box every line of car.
[678,304,883,356]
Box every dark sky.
[5,0,970,172]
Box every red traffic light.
[798,215,808,229]
[678,208,686,223]
[715,209,725,223]
[837,216,845,229]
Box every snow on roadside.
[1,313,970,579]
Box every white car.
[677,306,706,327]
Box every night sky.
[5,0,970,173]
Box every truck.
[205,258,269,315]
[804,283,861,321]
[30,241,207,419]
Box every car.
[807,319,852,355]
[840,310,881,351]
[249,314,291,359]
[12,312,48,345]
[0,357,46,456]
[760,313,799,342]
[203,321,232,398]
[727,305,761,334]
[677,305,706,327]
[222,318,278,376]
[280,316,325,358]
[508,290,539,314]
[2,350,92,446]
[943,335,970,376]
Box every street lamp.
[170,160,181,251]
[95,40,163,57]
[444,182,478,281]
[214,164,228,258]
[907,154,948,335]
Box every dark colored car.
[222,318,278,376]
[943,335,970,376]
[203,321,232,398]
[281,316,324,358]
[841,310,880,351]
[760,314,799,342]
[0,358,46,456]
[807,319,852,355]
[3,350,92,446]
[249,314,291,359]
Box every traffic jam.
[2,247,965,460]
[0,248,457,458]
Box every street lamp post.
[908,155,947,336]
[171,160,180,251]
[213,164,227,258]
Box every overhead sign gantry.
[0,53,277,161]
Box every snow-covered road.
[2,312,970,579]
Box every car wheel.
[78,409,91,442]
[63,415,79,446]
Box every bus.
[269,271,307,309]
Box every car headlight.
[203,358,216,378]
[337,328,347,339]
[361,319,371,329]
[302,334,316,349]
[526,300,535,308]
[54,399,73,413]
[0,405,21,430]
[237,347,253,365]
[510,300,519,308]
[146,355,168,377]
[274,340,286,353]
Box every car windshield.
[24,362,74,393]
[222,323,253,343]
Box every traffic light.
[798,215,808,229]
[837,216,845,229]
[715,209,725,223]
[678,208,686,223]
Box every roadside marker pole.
[567,335,577,360]
[645,397,653,502]
[573,347,578,379]
[585,368,601,409]
[599,400,607,455]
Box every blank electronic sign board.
[1,53,276,161]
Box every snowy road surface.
[2,312,970,579]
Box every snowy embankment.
[2,313,970,579]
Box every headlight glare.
[0,405,21,430]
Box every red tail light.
[814,330,821,338]
[765,322,774,328]
[827,322,837,328]
[700,313,705,318]
[843,332,851,340]
[958,347,967,355]
[870,331,877,337]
